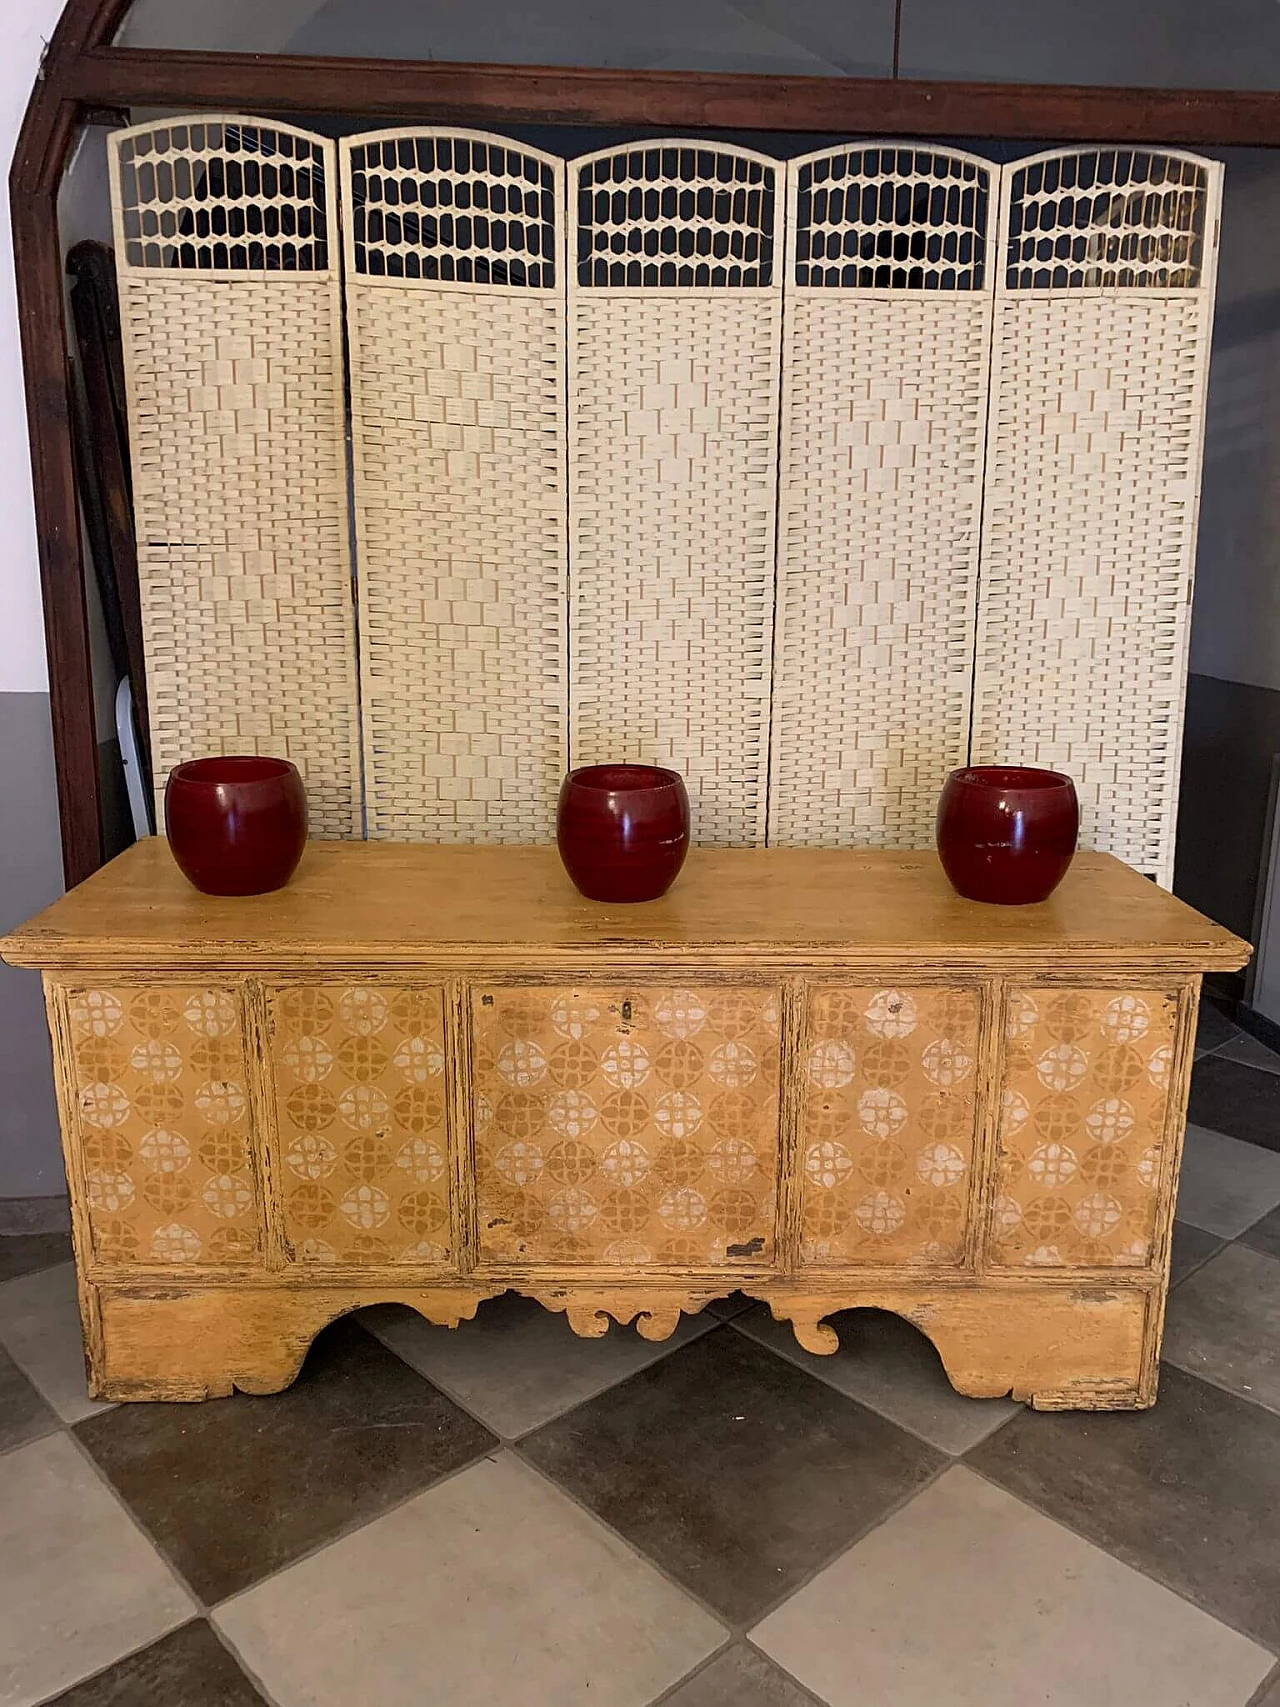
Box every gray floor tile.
[1242,1205,1280,1262]
[753,1466,1273,1707]
[0,1342,59,1455]
[1189,1056,1280,1154]
[361,1291,711,1437]
[1175,1124,1280,1238]
[702,1292,754,1322]
[0,1432,193,1707]
[1216,1032,1280,1077]
[0,1262,112,1423]
[732,1304,1019,1455]
[969,1364,1280,1649]
[661,1644,819,1706]
[75,1317,496,1604]
[520,1325,942,1623]
[1197,999,1244,1055]
[1163,1243,1280,1414]
[44,1621,268,1706]
[1248,1668,1280,1707]
[0,1231,72,1284]
[1169,1219,1224,1287]
[216,1453,722,1707]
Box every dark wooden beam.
[67,48,1280,146]
[9,0,132,886]
[10,181,104,887]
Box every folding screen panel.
[109,117,361,835]
[972,149,1222,884]
[770,144,997,848]
[341,131,568,841]
[567,143,784,846]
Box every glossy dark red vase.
[936,766,1078,905]
[165,756,308,896]
[557,764,690,903]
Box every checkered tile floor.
[2,998,1279,1707]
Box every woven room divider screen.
[567,143,784,848]
[972,149,1223,887]
[108,116,362,836]
[770,144,996,849]
[341,130,568,841]
[110,123,1223,881]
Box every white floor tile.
[361,1292,711,1437]
[0,1433,193,1707]
[217,1453,723,1707]
[732,1305,1019,1455]
[753,1466,1273,1707]
[0,1263,112,1423]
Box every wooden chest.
[1,840,1248,1409]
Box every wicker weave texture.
[771,146,996,849]
[110,118,361,836]
[342,132,567,842]
[568,144,783,848]
[973,150,1221,884]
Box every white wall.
[0,0,78,694]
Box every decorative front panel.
[341,131,568,841]
[771,146,995,850]
[110,117,361,835]
[473,984,781,1266]
[989,986,1180,1269]
[64,984,261,1268]
[567,144,783,846]
[799,985,982,1267]
[973,150,1221,885]
[267,984,451,1266]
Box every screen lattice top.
[345,132,558,288]
[1005,149,1210,291]
[575,143,776,287]
[113,118,329,273]
[793,144,990,291]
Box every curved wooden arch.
[14,0,1280,885]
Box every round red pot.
[936,766,1078,905]
[165,756,308,896]
[557,764,690,903]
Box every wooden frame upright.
[15,0,1280,887]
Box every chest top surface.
[0,839,1250,974]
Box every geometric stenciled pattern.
[268,984,452,1267]
[799,986,982,1268]
[473,985,781,1268]
[66,984,261,1268]
[990,986,1179,1269]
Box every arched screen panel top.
[568,142,784,848]
[974,148,1224,886]
[792,142,991,292]
[575,141,777,289]
[112,115,330,274]
[108,116,361,837]
[1003,147,1212,292]
[339,130,567,842]
[344,129,558,290]
[770,144,997,851]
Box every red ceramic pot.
[936,766,1078,905]
[557,764,690,903]
[165,756,308,896]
